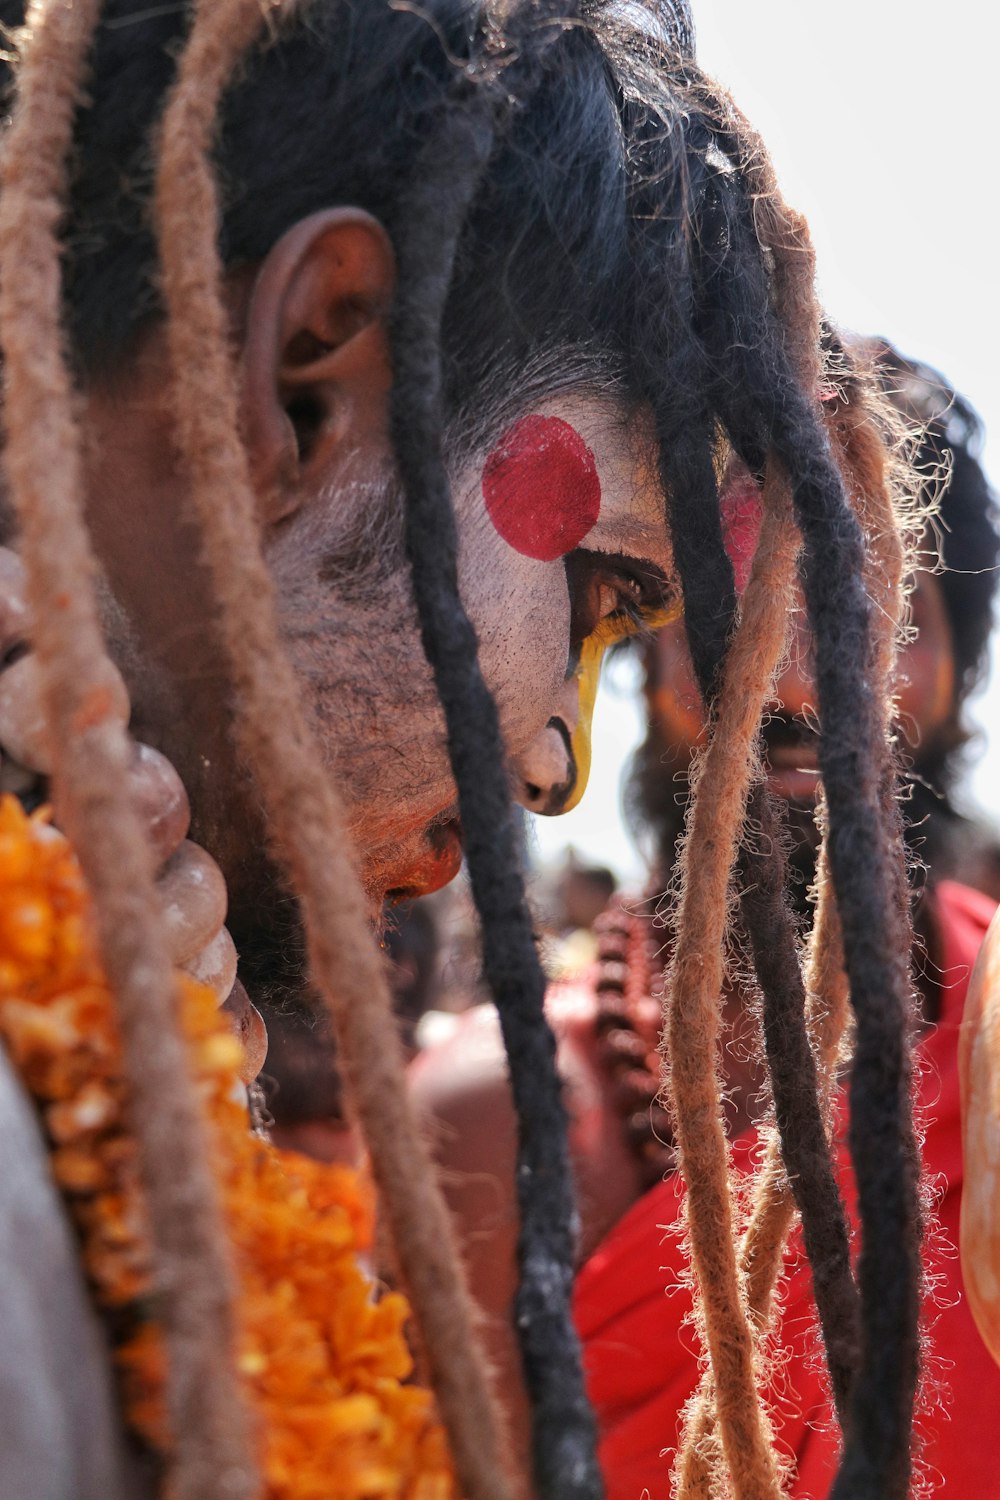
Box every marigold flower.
[0,796,456,1499]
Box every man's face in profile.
[79,326,675,918]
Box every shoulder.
[409,982,643,1261]
[957,896,1000,1368]
[408,984,601,1153]
[0,1045,150,1500]
[936,878,998,956]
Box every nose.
[515,716,578,816]
[514,599,684,819]
[513,637,604,817]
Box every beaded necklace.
[590,900,675,1192]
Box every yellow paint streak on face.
[563,602,682,812]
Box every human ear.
[240,208,396,524]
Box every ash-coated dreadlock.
[0,1,918,1497]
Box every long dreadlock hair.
[0,1,919,1497]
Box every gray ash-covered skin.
[0,1,918,1496]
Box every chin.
[372,814,464,904]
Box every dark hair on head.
[567,864,617,898]
[867,337,1000,708]
[868,338,1000,890]
[1,0,673,417]
[0,1,921,1497]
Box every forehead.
[468,387,671,569]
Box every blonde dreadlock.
[657,91,917,1493]
[0,3,257,1496]
[659,459,801,1500]
[676,391,908,1495]
[151,2,514,1497]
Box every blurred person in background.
[540,854,619,977]
[411,339,1000,1498]
[558,860,617,934]
[636,338,1000,916]
[263,899,441,1163]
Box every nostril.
[522,778,575,818]
[514,718,577,815]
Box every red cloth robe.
[574,881,1000,1498]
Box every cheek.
[649,627,704,755]
[482,414,601,561]
[456,520,570,749]
[896,639,956,743]
[895,576,957,747]
[720,469,763,594]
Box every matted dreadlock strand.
[739,786,860,1398]
[622,186,778,1480]
[152,4,514,1498]
[668,469,800,1500]
[386,80,604,1500]
[627,126,848,1492]
[709,115,910,1212]
[642,108,869,1488]
[676,851,849,1499]
[679,133,869,1402]
[746,825,850,1292]
[723,535,860,1427]
[679,365,909,1493]
[713,179,863,1381]
[827,355,918,1451]
[710,163,863,1416]
[0,3,259,1497]
[740,325,919,1500]
[699,85,895,1208]
[655,456,807,1500]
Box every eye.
[613,573,649,626]
[564,549,676,664]
[595,573,646,634]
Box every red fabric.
[574,881,1000,1498]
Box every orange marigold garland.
[0,794,455,1499]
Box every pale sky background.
[532,0,1000,883]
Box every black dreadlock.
[623,90,918,1493]
[729,294,920,1500]
[671,135,920,1491]
[387,76,602,1497]
[624,115,863,1432]
[700,179,863,1420]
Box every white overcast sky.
[531,0,1000,882]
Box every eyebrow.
[582,547,677,607]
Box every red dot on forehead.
[482,414,601,562]
[720,469,763,595]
